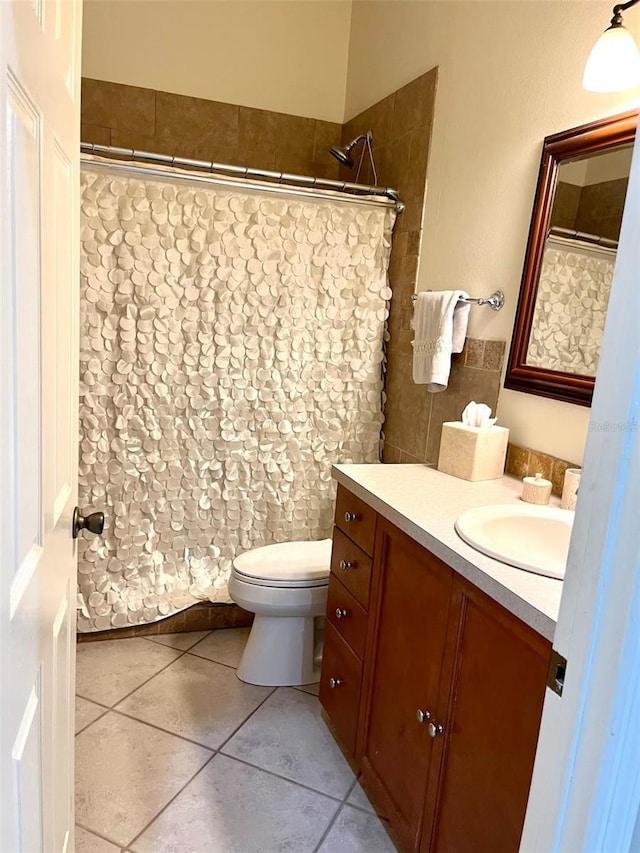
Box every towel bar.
[411,290,505,312]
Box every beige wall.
[82,0,640,462]
[345,0,640,463]
[82,0,352,123]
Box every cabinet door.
[424,580,551,853]
[360,519,454,851]
[319,621,363,758]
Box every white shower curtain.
[78,163,395,632]
[526,237,614,377]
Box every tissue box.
[437,422,509,482]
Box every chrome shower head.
[329,144,354,167]
[328,130,377,185]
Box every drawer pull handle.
[428,721,444,738]
[344,511,358,523]
[416,709,431,723]
[335,607,348,619]
[339,560,353,571]
[329,677,342,689]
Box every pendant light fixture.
[583,0,640,92]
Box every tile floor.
[75,628,397,852]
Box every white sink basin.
[455,503,574,579]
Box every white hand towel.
[412,290,470,391]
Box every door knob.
[428,721,444,738]
[335,608,348,619]
[329,677,342,688]
[416,709,431,723]
[73,507,105,539]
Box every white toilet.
[228,538,333,687]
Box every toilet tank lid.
[233,538,333,582]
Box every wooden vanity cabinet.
[359,517,454,851]
[319,485,376,759]
[424,579,551,853]
[320,485,552,853]
[319,621,363,756]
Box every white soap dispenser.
[521,472,552,505]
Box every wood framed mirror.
[505,110,638,406]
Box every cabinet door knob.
[416,709,431,723]
[335,608,348,619]
[329,677,342,688]
[344,511,357,523]
[339,559,353,571]
[428,721,444,738]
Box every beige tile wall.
[81,71,506,470]
[382,339,506,465]
[77,603,253,642]
[575,178,627,241]
[81,78,342,179]
[341,69,506,466]
[551,178,626,242]
[505,444,580,497]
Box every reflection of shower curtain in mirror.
[526,238,614,377]
[78,164,394,632]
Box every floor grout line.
[216,750,349,806]
[75,637,382,849]
[342,798,378,817]
[74,692,112,709]
[293,684,321,696]
[343,776,360,802]
[213,685,279,752]
[124,751,218,851]
[74,706,110,737]
[184,650,245,670]
[310,771,364,851]
[312,800,345,852]
[145,631,213,652]
[213,684,359,800]
[75,820,129,850]
[107,706,218,751]
[79,646,190,710]
[106,651,273,750]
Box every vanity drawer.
[327,574,368,660]
[335,485,377,556]
[319,621,363,758]
[330,527,372,609]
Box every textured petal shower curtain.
[526,239,613,376]
[78,162,394,632]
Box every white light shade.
[583,25,640,92]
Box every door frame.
[521,115,640,850]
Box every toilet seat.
[232,538,332,589]
[228,538,332,686]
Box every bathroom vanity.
[319,465,562,853]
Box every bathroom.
[2,0,640,851]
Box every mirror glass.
[525,144,632,378]
[505,110,637,406]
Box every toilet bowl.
[228,539,332,687]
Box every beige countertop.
[332,463,564,641]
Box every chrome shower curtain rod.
[80,143,404,212]
[548,226,618,251]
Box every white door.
[520,120,640,850]
[1,1,81,851]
